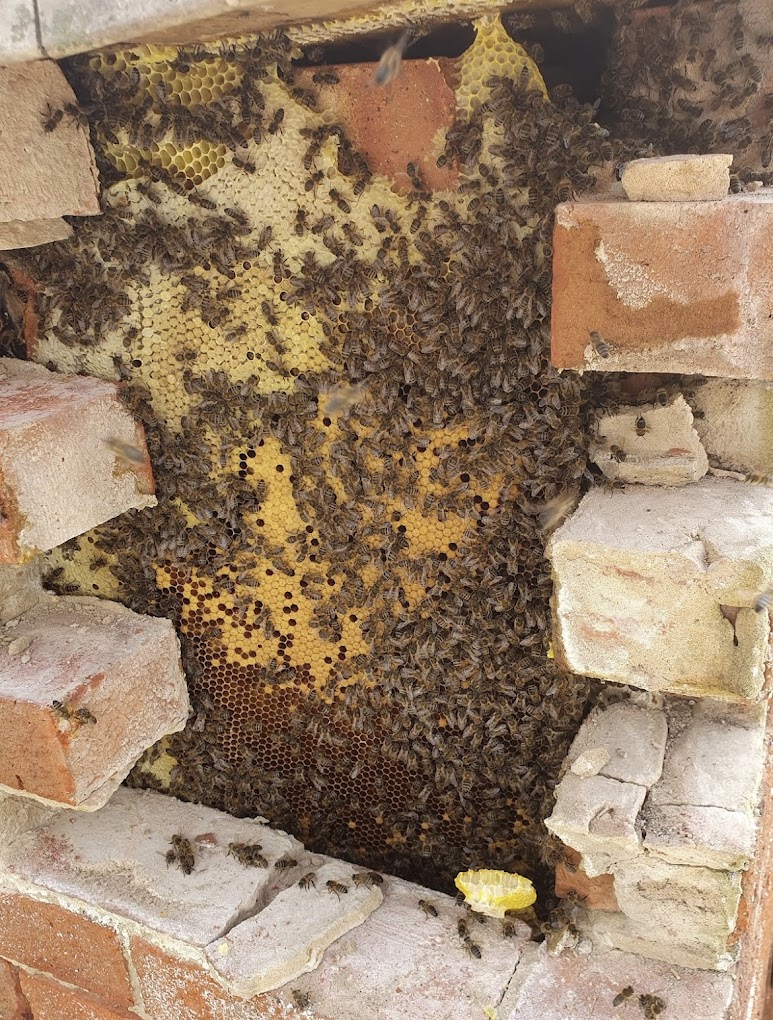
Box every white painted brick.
[642,803,757,871]
[547,478,773,699]
[691,378,773,478]
[620,154,732,202]
[0,1,41,63]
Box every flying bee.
[103,437,145,464]
[298,871,317,889]
[351,871,383,887]
[634,415,650,437]
[589,330,610,358]
[326,880,349,899]
[274,856,298,870]
[292,989,311,1009]
[166,833,195,875]
[42,103,64,132]
[610,445,626,463]
[754,590,771,613]
[374,30,411,86]
[612,986,635,1007]
[418,899,438,918]
[312,71,339,85]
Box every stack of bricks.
[545,154,773,991]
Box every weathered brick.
[18,972,138,1020]
[0,958,30,1020]
[620,153,732,202]
[0,360,155,564]
[554,849,619,912]
[0,597,189,808]
[690,378,773,479]
[0,892,133,1006]
[551,194,773,380]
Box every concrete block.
[642,803,757,872]
[565,703,667,788]
[0,219,73,251]
[501,941,733,1020]
[620,154,732,202]
[0,559,42,623]
[0,360,156,563]
[206,859,383,997]
[0,1,40,64]
[545,774,645,877]
[0,596,189,808]
[0,62,99,223]
[0,788,305,947]
[551,193,773,379]
[690,378,773,478]
[649,701,766,815]
[589,396,708,486]
[547,478,773,699]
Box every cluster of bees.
[613,986,667,1019]
[12,0,772,904]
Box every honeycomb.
[24,14,633,893]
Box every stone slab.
[691,378,773,478]
[621,154,732,202]
[643,802,757,871]
[0,219,73,250]
[0,0,40,63]
[565,703,667,788]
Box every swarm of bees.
[166,832,196,874]
[228,841,268,867]
[15,0,772,904]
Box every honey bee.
[166,833,195,875]
[274,856,299,870]
[502,921,517,939]
[312,71,339,85]
[457,918,470,940]
[298,871,317,889]
[610,445,626,463]
[268,109,285,135]
[232,156,256,174]
[754,590,771,613]
[228,842,268,867]
[52,698,96,731]
[351,871,383,887]
[747,472,772,486]
[42,103,64,132]
[326,880,349,899]
[556,178,574,202]
[329,188,351,214]
[292,989,311,1009]
[294,209,308,236]
[639,993,666,1019]
[103,437,145,464]
[418,899,438,918]
[463,938,482,959]
[634,415,650,437]
[374,30,411,86]
[612,986,635,1007]
[589,331,610,358]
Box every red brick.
[550,195,773,380]
[554,848,619,912]
[0,892,133,1007]
[297,62,458,197]
[0,597,188,807]
[0,360,154,564]
[130,938,287,1020]
[18,972,139,1020]
[0,959,30,1020]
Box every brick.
[0,361,155,564]
[0,892,132,1006]
[547,478,773,699]
[550,194,773,380]
[691,378,773,478]
[2,788,303,946]
[0,958,30,1020]
[0,63,98,222]
[0,220,73,252]
[642,803,757,872]
[589,396,708,486]
[500,940,734,1020]
[564,703,667,788]
[554,849,618,912]
[0,791,55,857]
[0,1,40,63]
[18,971,138,1020]
[0,561,42,625]
[206,859,382,997]
[0,598,189,807]
[620,154,732,202]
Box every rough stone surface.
[0,219,73,251]
[0,62,99,222]
[551,193,773,379]
[206,859,383,997]
[1,788,304,946]
[0,360,155,564]
[0,559,42,624]
[589,396,708,486]
[569,748,610,778]
[0,791,55,848]
[0,596,189,808]
[547,478,773,699]
[17,971,139,1020]
[565,703,667,788]
[0,1,40,63]
[642,802,757,871]
[620,154,732,202]
[545,773,645,877]
[691,378,773,477]
[0,891,133,1005]
[501,941,733,1019]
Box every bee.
[502,921,517,939]
[418,899,438,918]
[261,300,279,326]
[374,30,411,86]
[639,993,666,1019]
[52,698,96,730]
[655,388,668,407]
[232,156,256,174]
[268,109,285,135]
[342,223,364,246]
[754,590,771,613]
[103,437,145,464]
[73,707,97,726]
[556,178,574,202]
[305,170,324,193]
[292,989,311,1009]
[312,71,339,85]
[463,938,482,959]
[589,331,610,358]
[326,880,349,899]
[274,856,299,870]
[187,191,217,211]
[228,842,267,867]
[677,98,703,117]
[457,918,470,940]
[298,871,317,889]
[634,415,650,437]
[747,472,772,486]
[351,871,383,887]
[329,188,350,213]
[42,103,64,132]
[610,445,626,463]
[166,833,195,875]
[294,209,308,236]
[352,178,367,196]
[612,986,635,1007]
